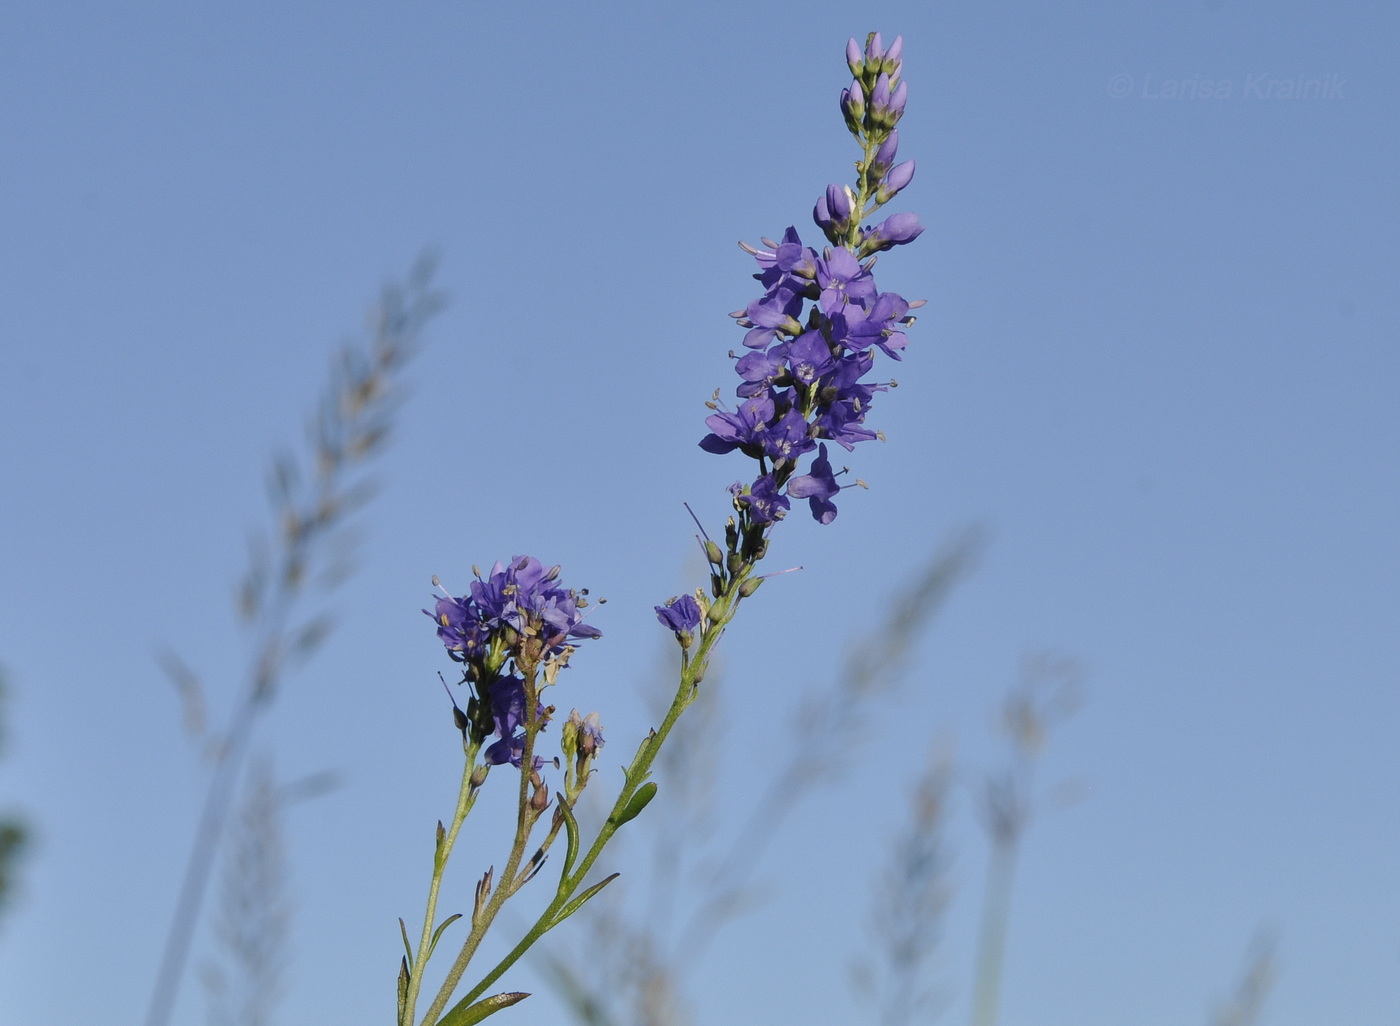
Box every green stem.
[401,739,483,1026]
[419,669,545,1026]
[434,569,746,1025]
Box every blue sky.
[1,2,1397,1024]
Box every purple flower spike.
[655,593,702,633]
[787,443,842,524]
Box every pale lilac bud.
[872,131,900,175]
[871,72,891,113]
[866,32,885,62]
[846,37,863,75]
[865,211,925,251]
[889,80,908,118]
[886,35,904,66]
[840,79,865,131]
[884,159,915,194]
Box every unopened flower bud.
[531,778,551,813]
[738,576,764,598]
[866,31,885,63]
[864,211,925,252]
[871,72,892,116]
[704,539,724,566]
[825,183,852,225]
[872,131,899,176]
[876,159,916,204]
[561,710,580,761]
[846,36,863,75]
[889,80,907,117]
[840,80,865,132]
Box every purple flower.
[427,557,600,682]
[655,593,702,633]
[787,331,837,387]
[734,347,787,398]
[817,247,877,316]
[760,406,816,462]
[814,399,879,451]
[787,443,842,524]
[846,292,911,360]
[731,474,790,525]
[700,393,775,455]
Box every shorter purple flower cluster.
[700,33,923,527]
[427,556,601,766]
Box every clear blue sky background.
[1,2,1397,1025]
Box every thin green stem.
[419,669,545,1026]
[401,739,483,1026]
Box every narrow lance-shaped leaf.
[429,912,463,958]
[552,872,620,929]
[437,991,531,1026]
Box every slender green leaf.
[553,873,619,928]
[399,917,414,969]
[555,797,581,881]
[429,912,464,958]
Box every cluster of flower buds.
[427,556,601,766]
[700,32,924,528]
[560,708,606,788]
